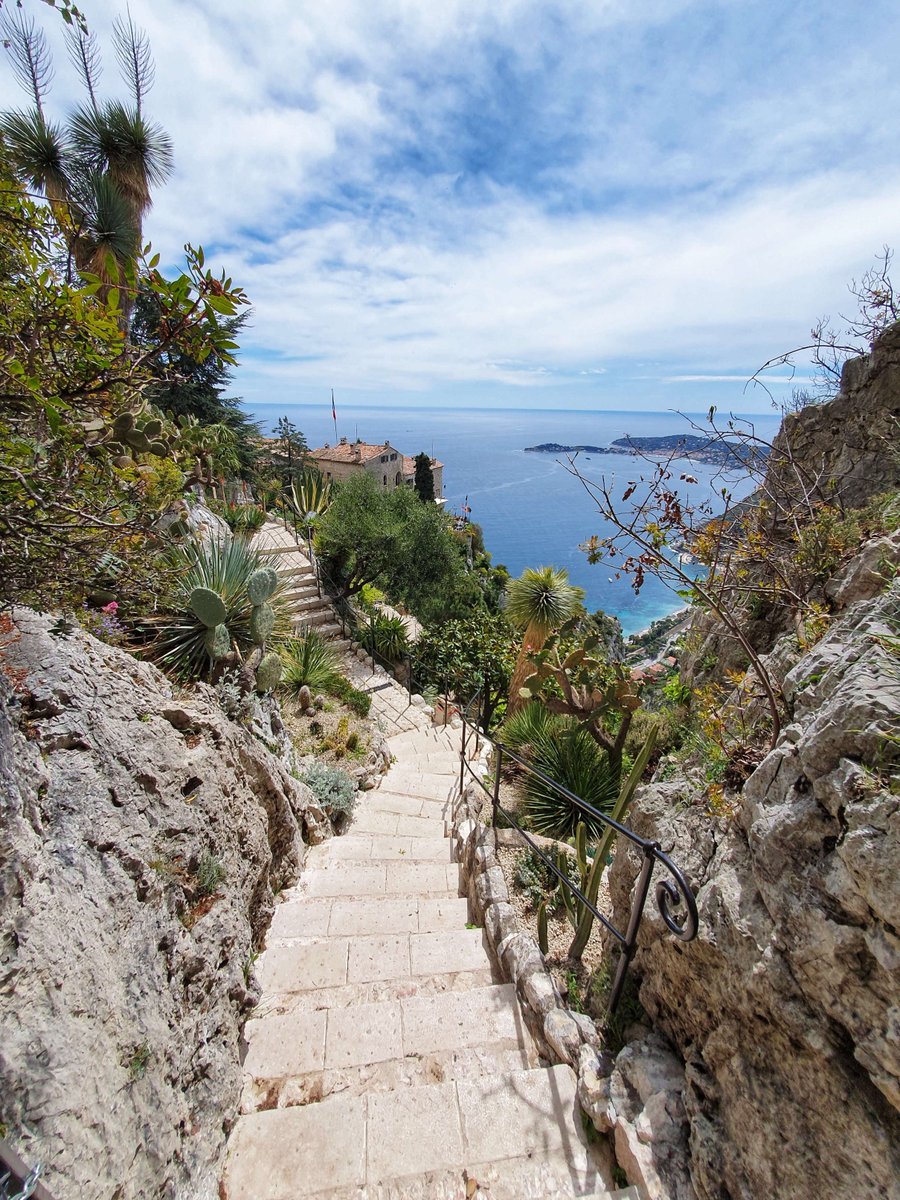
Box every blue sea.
[247,403,782,636]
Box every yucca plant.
[500,702,570,754]
[290,469,332,522]
[146,538,285,679]
[280,630,344,696]
[523,725,618,842]
[370,613,411,663]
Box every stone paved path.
[221,722,628,1199]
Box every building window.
[383,474,387,485]
[390,453,397,461]
[380,454,387,463]
[395,472,401,486]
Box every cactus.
[249,601,275,644]
[125,429,152,454]
[204,623,231,660]
[143,418,163,439]
[297,684,312,712]
[150,440,169,457]
[313,694,326,710]
[189,586,227,628]
[255,651,282,693]
[537,899,549,955]
[112,411,135,434]
[562,728,658,960]
[247,567,278,606]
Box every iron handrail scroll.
[458,691,698,1014]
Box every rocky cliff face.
[608,565,900,1200]
[0,610,322,1200]
[769,323,900,511]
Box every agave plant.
[290,469,332,524]
[280,630,344,696]
[146,538,285,679]
[370,613,411,663]
[522,724,618,842]
[500,702,570,755]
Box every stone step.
[301,860,459,899]
[253,964,497,1019]
[315,833,450,862]
[223,1064,612,1198]
[387,728,458,752]
[280,585,320,604]
[286,606,333,626]
[362,790,452,821]
[351,807,448,837]
[240,983,539,1111]
[257,928,493,995]
[269,895,469,940]
[379,770,460,798]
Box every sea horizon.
[245,401,783,636]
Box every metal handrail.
[458,690,698,1014]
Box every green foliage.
[145,538,283,679]
[414,610,518,728]
[514,848,566,910]
[413,451,435,502]
[369,613,411,662]
[0,152,249,612]
[524,726,618,841]
[203,623,231,660]
[506,566,585,637]
[280,631,344,695]
[501,702,569,753]
[662,674,692,706]
[196,853,225,897]
[249,603,275,644]
[290,468,332,526]
[301,761,357,824]
[316,472,482,622]
[189,586,228,628]
[255,651,282,693]
[330,677,372,717]
[518,616,643,779]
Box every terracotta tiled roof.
[308,441,393,463]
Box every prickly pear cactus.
[249,602,275,644]
[247,567,278,606]
[255,651,282,693]
[203,624,231,660]
[189,587,228,628]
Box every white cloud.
[1,0,899,414]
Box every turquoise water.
[247,403,782,636]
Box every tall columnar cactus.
[536,728,658,961]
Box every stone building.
[308,437,444,497]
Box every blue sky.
[3,0,900,413]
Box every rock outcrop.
[607,577,900,1200]
[0,610,321,1200]
[768,323,900,511]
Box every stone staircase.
[252,521,349,646]
[221,724,628,1199]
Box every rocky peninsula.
[525,434,769,466]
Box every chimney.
[340,436,347,445]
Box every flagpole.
[331,389,338,443]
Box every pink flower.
[102,602,118,613]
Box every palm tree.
[505,566,584,714]
[1,10,172,322]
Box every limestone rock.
[0,610,314,1200]
[608,582,900,1200]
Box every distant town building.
[308,437,444,499]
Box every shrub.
[145,538,285,679]
[369,613,411,662]
[196,853,225,897]
[500,702,569,754]
[281,630,343,695]
[301,761,357,824]
[524,726,618,841]
[331,676,372,716]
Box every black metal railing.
[0,1141,55,1200]
[458,691,698,1014]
